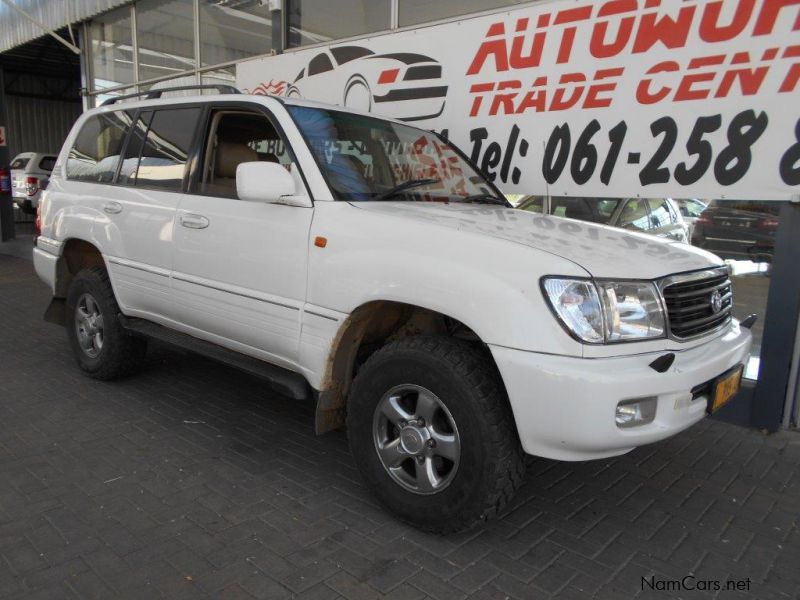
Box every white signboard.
[238,0,800,199]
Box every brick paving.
[0,251,798,599]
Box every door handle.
[180,213,210,229]
[103,201,122,214]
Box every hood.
[352,202,722,279]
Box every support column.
[0,66,15,242]
[752,202,800,431]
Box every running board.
[119,316,312,400]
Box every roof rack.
[100,84,241,106]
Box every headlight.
[541,278,604,343]
[542,277,666,344]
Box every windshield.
[287,105,502,202]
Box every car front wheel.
[347,336,525,533]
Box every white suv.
[33,88,752,532]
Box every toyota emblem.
[710,290,723,314]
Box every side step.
[119,316,312,400]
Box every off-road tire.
[66,265,147,380]
[347,335,525,533]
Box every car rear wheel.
[347,336,525,533]
[66,265,147,380]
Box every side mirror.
[236,162,311,207]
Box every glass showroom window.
[89,6,134,92]
[136,0,197,83]
[199,0,277,66]
[398,0,530,27]
[92,87,135,108]
[691,199,786,380]
[288,0,391,48]
[201,65,236,87]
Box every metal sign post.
[0,67,14,241]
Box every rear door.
[63,106,202,320]
[107,106,204,320]
[170,104,313,369]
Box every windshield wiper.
[373,178,440,201]
[460,194,510,207]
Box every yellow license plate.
[711,366,743,413]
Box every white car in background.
[517,196,691,243]
[285,45,448,122]
[10,152,57,214]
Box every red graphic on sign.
[248,79,288,96]
[464,0,800,117]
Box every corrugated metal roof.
[0,0,131,53]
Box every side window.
[308,53,334,76]
[618,199,652,231]
[117,112,153,186]
[10,157,29,170]
[648,198,675,228]
[39,156,57,171]
[66,111,133,183]
[684,200,705,218]
[134,107,202,191]
[200,110,296,199]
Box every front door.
[170,107,313,370]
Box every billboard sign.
[238,0,800,199]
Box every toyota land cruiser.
[33,86,752,532]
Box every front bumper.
[490,322,752,461]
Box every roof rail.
[100,84,241,106]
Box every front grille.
[661,268,733,339]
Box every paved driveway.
[0,253,798,599]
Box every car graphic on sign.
[286,45,448,122]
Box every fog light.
[615,397,657,428]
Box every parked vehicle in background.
[10,152,58,214]
[674,199,707,239]
[517,196,690,243]
[691,200,779,263]
[34,89,751,532]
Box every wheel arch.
[314,299,507,434]
[54,238,106,298]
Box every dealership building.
[0,0,798,431]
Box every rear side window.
[66,112,133,182]
[10,157,29,170]
[39,156,57,171]
[133,108,202,191]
